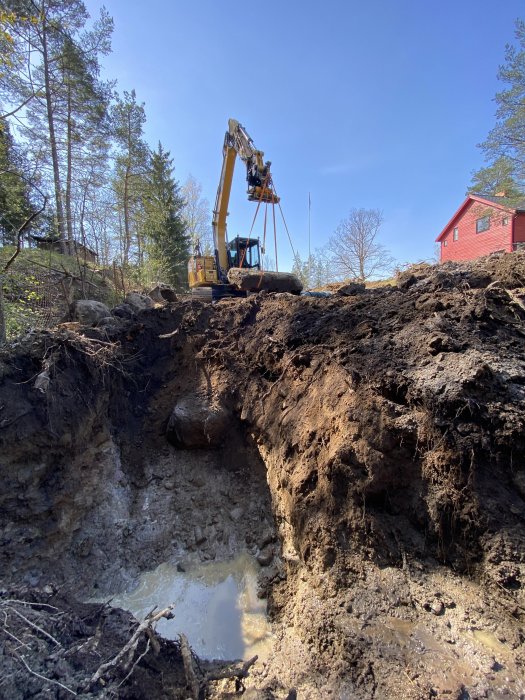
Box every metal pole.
[308,192,311,286]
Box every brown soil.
[1,252,525,699]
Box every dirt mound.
[397,250,525,290]
[1,254,525,698]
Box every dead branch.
[88,604,174,689]
[3,197,47,273]
[0,624,31,649]
[24,256,99,288]
[15,653,77,696]
[145,627,161,655]
[205,655,258,683]
[0,599,60,612]
[118,638,150,687]
[7,607,61,647]
[180,633,200,699]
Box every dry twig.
[7,607,62,647]
[16,653,77,696]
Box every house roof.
[30,234,97,257]
[475,194,525,209]
[436,193,525,242]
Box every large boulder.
[124,292,155,312]
[167,394,230,449]
[70,300,112,325]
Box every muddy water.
[109,552,273,661]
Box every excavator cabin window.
[227,236,261,270]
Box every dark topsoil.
[1,253,525,699]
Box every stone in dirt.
[167,394,230,448]
[124,291,155,311]
[69,299,111,324]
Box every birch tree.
[181,174,213,254]
[327,208,394,282]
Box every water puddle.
[107,552,273,661]
[470,629,509,656]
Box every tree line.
[292,208,394,289]
[0,1,212,290]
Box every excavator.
[188,119,302,298]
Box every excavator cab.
[227,236,261,270]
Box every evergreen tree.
[0,121,34,244]
[468,156,523,203]
[2,1,112,252]
[292,250,332,289]
[470,20,525,199]
[144,143,190,289]
[54,16,113,253]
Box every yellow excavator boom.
[188,119,301,296]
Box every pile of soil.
[1,252,525,698]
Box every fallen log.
[227,268,303,294]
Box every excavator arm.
[212,119,280,277]
[188,118,302,296]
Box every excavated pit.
[2,255,525,698]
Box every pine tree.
[468,156,523,203]
[144,143,190,289]
[0,121,34,244]
[470,20,525,199]
[2,1,112,253]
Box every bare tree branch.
[3,193,47,273]
[327,208,394,282]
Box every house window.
[476,216,490,233]
[502,216,509,226]
[443,240,447,247]
[453,227,458,241]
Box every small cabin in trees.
[436,193,525,262]
[30,235,98,265]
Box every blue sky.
[85,0,524,272]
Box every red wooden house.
[436,194,525,262]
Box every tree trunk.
[123,163,131,265]
[41,5,67,254]
[0,274,6,345]
[65,85,74,255]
